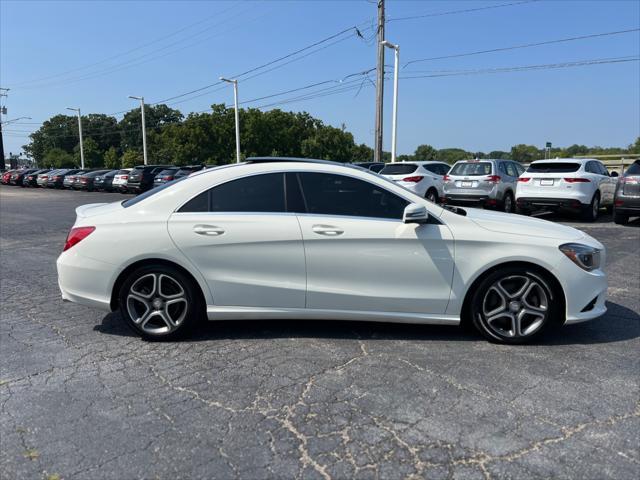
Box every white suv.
[379,161,450,203]
[516,159,617,221]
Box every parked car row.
[3,159,638,224]
[376,158,638,224]
[1,164,209,193]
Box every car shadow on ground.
[533,210,640,227]
[95,301,639,345]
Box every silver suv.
[442,159,525,212]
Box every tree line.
[24,104,640,169]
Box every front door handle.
[312,224,344,236]
[193,224,225,236]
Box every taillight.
[564,178,590,183]
[517,177,531,182]
[615,200,624,206]
[63,226,95,252]
[122,175,128,180]
[443,174,451,182]
[402,176,424,183]
[486,175,501,183]
[163,176,173,181]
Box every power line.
[387,0,540,23]
[7,2,245,88]
[404,28,640,68]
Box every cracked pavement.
[1,187,638,480]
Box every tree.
[351,143,374,162]
[119,104,183,153]
[104,147,120,169]
[629,137,640,154]
[121,149,142,168]
[43,147,75,168]
[301,125,355,162]
[23,115,80,163]
[510,144,541,163]
[74,138,103,168]
[414,144,438,160]
[437,148,470,164]
[488,150,510,159]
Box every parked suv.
[153,167,180,188]
[174,165,208,179]
[112,168,132,192]
[380,161,451,203]
[126,165,171,193]
[442,159,523,212]
[516,158,617,221]
[613,160,640,225]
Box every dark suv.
[126,165,171,193]
[613,160,640,225]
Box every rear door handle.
[312,224,344,236]
[193,224,225,236]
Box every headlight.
[559,243,601,271]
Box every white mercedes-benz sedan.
[57,158,607,344]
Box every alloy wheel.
[126,273,188,335]
[481,274,549,339]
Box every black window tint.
[179,190,209,212]
[505,163,518,177]
[209,173,285,212]
[298,172,408,220]
[499,163,508,175]
[515,163,525,176]
[285,173,306,213]
[598,162,609,176]
[424,164,440,174]
[625,161,640,175]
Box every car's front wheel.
[118,265,203,340]
[470,267,561,344]
[502,192,514,213]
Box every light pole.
[381,40,400,163]
[128,95,148,165]
[66,107,85,169]
[220,77,241,163]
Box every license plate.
[540,179,554,186]
[461,181,473,187]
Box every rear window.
[527,162,581,173]
[122,176,189,208]
[380,163,418,175]
[450,162,492,176]
[158,169,177,176]
[625,161,640,175]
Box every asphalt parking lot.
[0,186,638,480]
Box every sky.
[1,0,639,158]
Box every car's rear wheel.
[581,193,600,222]
[118,265,202,340]
[470,267,561,344]
[613,209,629,225]
[502,192,514,213]
[425,188,439,204]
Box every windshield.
[450,162,492,176]
[527,162,581,173]
[122,176,189,208]
[380,164,418,175]
[625,161,640,175]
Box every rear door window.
[505,163,518,177]
[380,164,418,175]
[450,162,492,176]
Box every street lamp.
[220,77,241,163]
[128,95,148,165]
[1,116,32,125]
[381,40,400,163]
[66,107,84,169]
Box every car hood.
[464,208,585,241]
[75,202,123,219]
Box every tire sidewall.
[470,267,560,344]
[118,264,202,340]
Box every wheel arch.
[110,258,208,311]
[460,261,566,328]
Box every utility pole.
[381,40,399,163]
[129,96,148,165]
[374,0,385,163]
[0,88,8,167]
[220,77,241,163]
[66,107,85,169]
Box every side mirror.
[610,171,619,178]
[403,203,430,224]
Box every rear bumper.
[516,197,587,210]
[614,197,640,214]
[442,194,498,206]
[57,252,114,311]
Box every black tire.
[516,205,531,216]
[425,188,439,204]
[502,192,514,213]
[581,193,600,222]
[118,264,204,341]
[470,266,563,344]
[605,205,613,215]
[613,209,629,225]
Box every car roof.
[385,161,448,165]
[530,158,592,164]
